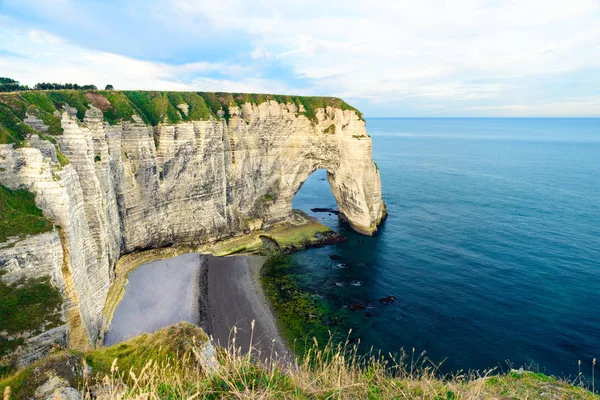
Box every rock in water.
[379,296,396,305]
[311,207,340,214]
[349,302,366,311]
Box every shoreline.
[104,252,293,363]
[201,254,293,364]
[102,210,345,360]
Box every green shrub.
[56,149,70,166]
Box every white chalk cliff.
[0,92,385,365]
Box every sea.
[280,118,600,380]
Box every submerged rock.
[379,296,395,305]
[349,302,366,311]
[329,254,343,260]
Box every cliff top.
[0,90,362,146]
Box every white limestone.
[0,99,385,364]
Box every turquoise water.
[286,118,600,380]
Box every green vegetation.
[1,77,99,93]
[25,105,63,135]
[205,211,339,256]
[0,275,63,376]
[56,149,70,166]
[1,323,597,399]
[19,91,57,114]
[0,276,63,335]
[0,353,83,399]
[123,91,214,125]
[98,90,140,124]
[45,91,90,120]
[0,185,53,242]
[94,154,102,162]
[84,323,208,377]
[0,90,363,139]
[0,103,37,146]
[261,256,331,347]
[105,84,114,90]
[0,78,28,93]
[33,82,97,91]
[198,92,364,123]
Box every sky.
[1,0,599,117]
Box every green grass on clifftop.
[0,184,53,242]
[0,90,362,138]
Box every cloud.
[0,26,290,93]
[462,96,600,117]
[27,30,64,45]
[1,0,599,115]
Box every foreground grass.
[1,323,597,399]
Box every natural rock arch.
[0,92,386,358]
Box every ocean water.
[284,118,600,380]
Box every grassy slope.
[0,90,362,147]
[0,323,596,399]
[0,275,63,376]
[0,185,59,374]
[0,323,207,399]
[0,184,53,242]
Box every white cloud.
[1,0,600,115]
[164,0,600,109]
[462,96,600,116]
[27,29,63,45]
[0,27,288,93]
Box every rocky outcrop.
[0,91,385,365]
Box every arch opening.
[291,168,342,231]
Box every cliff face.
[0,91,385,365]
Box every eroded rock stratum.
[0,91,385,370]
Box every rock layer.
[0,92,385,364]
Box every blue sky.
[1,0,599,117]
